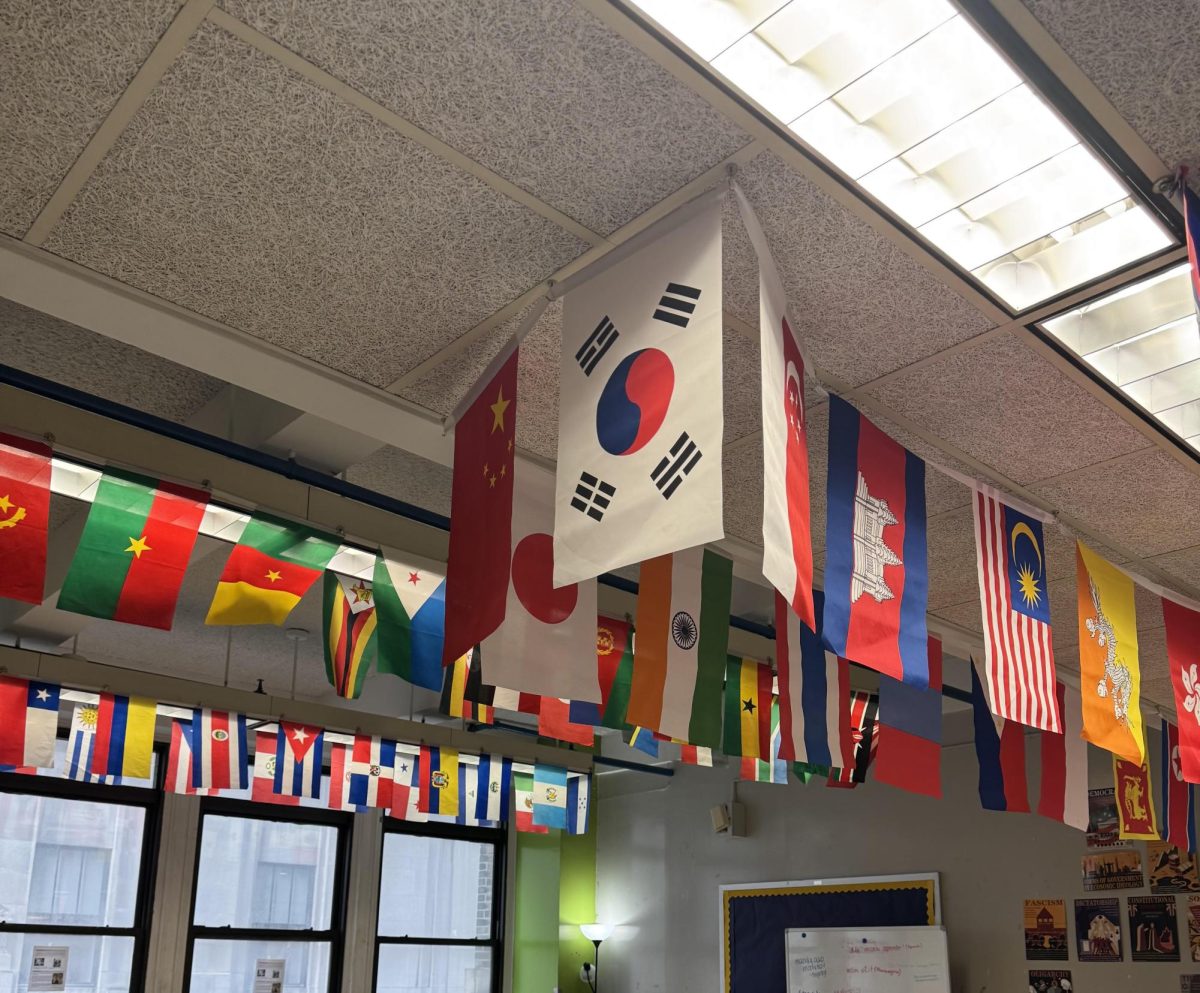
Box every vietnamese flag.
[442,348,518,663]
[0,432,52,604]
[58,471,208,629]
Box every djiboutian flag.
[1163,595,1200,782]
[58,470,207,629]
[206,512,339,626]
[1037,682,1089,831]
[970,659,1029,813]
[873,638,943,798]
[442,349,517,664]
[626,546,732,747]
[823,395,929,689]
[374,549,446,691]
[0,432,52,604]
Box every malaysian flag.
[972,483,1060,732]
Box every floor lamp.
[580,923,614,992]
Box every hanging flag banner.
[0,432,52,605]
[1164,596,1200,783]
[514,771,548,834]
[481,462,599,702]
[374,549,446,691]
[827,691,879,788]
[165,720,218,796]
[874,637,943,798]
[1076,542,1143,763]
[722,657,773,759]
[538,698,595,747]
[476,754,513,823]
[389,750,426,823]
[186,708,248,790]
[1037,682,1089,831]
[322,571,376,699]
[741,697,787,785]
[775,590,848,767]
[971,660,1029,813]
[972,482,1060,732]
[1113,753,1158,840]
[554,194,724,587]
[1183,183,1200,311]
[346,735,396,809]
[1160,717,1196,852]
[251,732,299,806]
[0,677,59,769]
[532,763,570,829]
[823,395,929,688]
[418,745,459,816]
[65,705,120,785]
[90,692,156,780]
[597,616,635,730]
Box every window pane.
[189,939,329,993]
[377,836,494,940]
[0,932,135,992]
[376,944,492,993]
[0,792,145,927]
[194,816,338,929]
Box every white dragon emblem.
[1083,577,1133,726]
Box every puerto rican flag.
[347,734,396,809]
[187,708,247,790]
[275,722,323,799]
[0,677,59,769]
[823,396,929,688]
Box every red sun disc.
[512,533,578,624]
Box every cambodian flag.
[822,396,929,688]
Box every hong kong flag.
[1163,595,1200,783]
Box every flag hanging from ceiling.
[326,741,365,813]
[455,762,487,826]
[443,349,518,664]
[322,571,377,699]
[90,692,156,780]
[970,660,1029,813]
[514,771,549,834]
[1076,542,1143,763]
[566,774,591,835]
[775,590,849,766]
[418,745,459,816]
[389,750,427,822]
[480,461,599,703]
[532,763,570,829]
[823,395,929,689]
[827,690,880,788]
[1113,753,1157,840]
[741,697,787,785]
[206,512,339,626]
[873,638,943,798]
[598,616,635,730]
[273,722,323,800]
[0,677,59,769]
[440,650,493,724]
[538,698,595,747]
[1163,596,1200,783]
[58,470,207,630]
[722,657,773,759]
[374,549,446,691]
[65,704,121,785]
[0,433,52,605]
[628,726,660,757]
[678,743,714,767]
[252,731,299,806]
[627,547,732,746]
[554,194,724,587]
[972,483,1060,732]
[1037,682,1089,831]
[165,719,218,796]
[1182,182,1200,311]
[476,753,512,823]
[187,708,248,790]
[1159,717,1196,851]
[346,734,396,809]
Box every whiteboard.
[785,926,950,993]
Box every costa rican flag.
[274,722,323,799]
[187,709,247,790]
[972,483,1060,732]
[347,734,396,809]
[475,753,512,823]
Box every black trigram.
[575,316,619,376]
[653,283,701,327]
[651,432,702,499]
[571,471,617,521]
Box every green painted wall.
[512,830,561,993]
[557,819,598,992]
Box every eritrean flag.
[206,512,339,626]
[90,692,156,779]
[58,470,207,629]
[323,572,377,699]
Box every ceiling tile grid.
[343,445,453,519]
[0,0,185,237]
[40,21,589,390]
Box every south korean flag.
[554,193,724,586]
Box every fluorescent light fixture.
[1041,263,1200,448]
[627,0,1173,310]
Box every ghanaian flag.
[206,513,339,626]
[722,656,774,759]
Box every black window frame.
[183,798,353,993]
[373,817,507,993]
[0,743,164,993]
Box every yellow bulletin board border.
[718,873,940,993]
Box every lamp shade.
[580,923,614,943]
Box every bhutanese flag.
[418,744,459,816]
[322,572,377,699]
[722,657,773,758]
[1076,542,1144,763]
[90,692,156,779]
[58,471,207,630]
[206,512,339,626]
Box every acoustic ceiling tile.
[926,507,981,611]
[0,0,184,236]
[1147,545,1200,596]
[1142,677,1177,715]
[929,599,984,636]
[220,0,750,235]
[343,445,453,520]
[722,443,764,546]
[42,22,588,390]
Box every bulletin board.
[718,873,940,993]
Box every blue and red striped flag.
[971,659,1029,812]
[776,589,849,766]
[1160,716,1196,851]
[874,638,943,798]
[91,693,156,780]
[187,709,248,791]
[418,745,459,816]
[1182,182,1200,312]
[274,722,323,799]
[347,734,396,809]
[823,396,929,688]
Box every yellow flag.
[1076,542,1142,762]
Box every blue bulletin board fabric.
[723,879,936,993]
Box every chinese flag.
[442,349,518,663]
[0,433,52,604]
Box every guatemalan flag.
[823,396,929,688]
[274,722,323,799]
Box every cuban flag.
[0,677,59,769]
[823,396,929,688]
[476,753,512,823]
[274,722,323,799]
[775,590,848,766]
[347,734,396,809]
[188,708,248,790]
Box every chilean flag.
[0,677,59,768]
[823,396,929,688]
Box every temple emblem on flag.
[850,473,902,603]
[1083,579,1133,724]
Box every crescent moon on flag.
[785,360,803,433]
[1010,521,1043,575]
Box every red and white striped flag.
[165,720,219,796]
[972,484,1060,732]
[1037,682,1088,830]
[251,731,299,806]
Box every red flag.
[442,350,518,663]
[873,637,943,798]
[1160,717,1195,850]
[1113,754,1157,839]
[538,697,595,746]
[1037,682,1088,830]
[252,731,299,806]
[0,433,52,604]
[1164,596,1200,783]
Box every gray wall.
[595,715,1192,993]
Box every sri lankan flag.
[323,572,377,699]
[722,657,773,758]
[58,470,207,629]
[206,512,339,626]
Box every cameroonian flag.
[373,548,447,691]
[58,470,207,629]
[322,572,377,699]
[206,512,339,626]
[722,656,774,759]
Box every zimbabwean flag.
[58,471,207,629]
[323,571,377,699]
[206,512,339,626]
